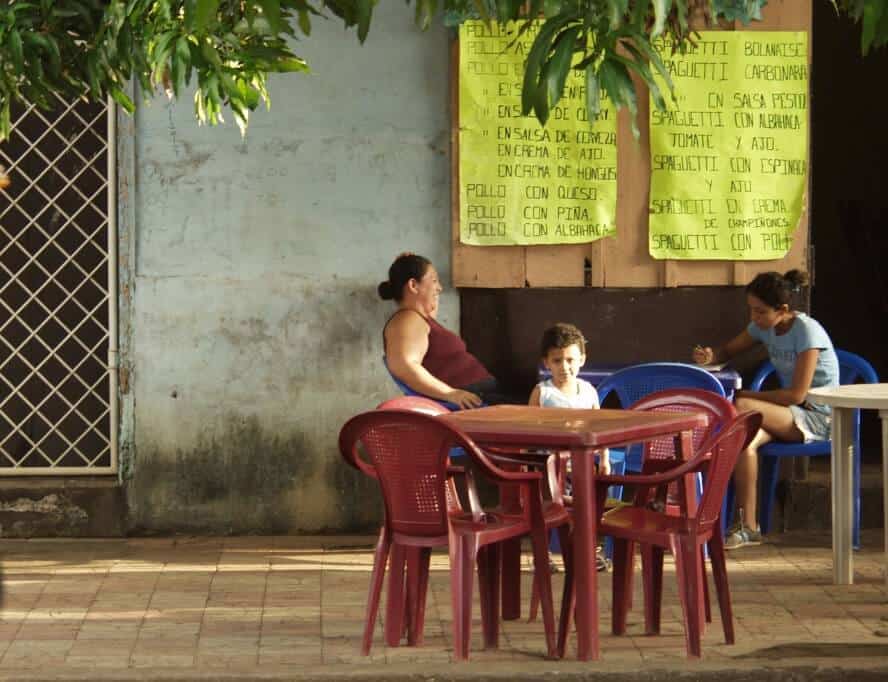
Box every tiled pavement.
[0,531,887,680]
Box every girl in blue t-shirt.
[692,270,839,550]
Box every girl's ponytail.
[782,269,809,291]
[747,269,809,309]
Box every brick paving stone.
[67,639,134,656]
[64,655,133,667]
[259,653,324,666]
[14,623,81,640]
[194,654,258,668]
[130,653,196,667]
[0,531,886,679]
[1,639,75,660]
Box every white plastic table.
[806,383,888,585]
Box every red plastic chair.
[629,389,737,479]
[374,397,478,647]
[339,409,565,659]
[377,398,571,634]
[589,411,762,658]
[628,389,737,532]
[376,395,454,416]
[528,390,735,623]
[625,389,737,627]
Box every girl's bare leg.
[732,397,805,528]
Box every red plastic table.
[441,405,707,661]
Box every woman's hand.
[692,345,715,365]
[446,389,483,410]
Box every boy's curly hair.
[540,322,586,357]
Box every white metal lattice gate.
[0,95,118,475]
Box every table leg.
[880,410,888,588]
[567,448,599,661]
[676,429,697,515]
[498,474,523,621]
[501,538,522,620]
[676,430,705,632]
[831,407,855,585]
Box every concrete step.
[0,477,124,537]
[775,458,884,535]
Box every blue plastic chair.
[596,363,727,473]
[735,349,878,547]
[588,363,727,558]
[383,356,461,411]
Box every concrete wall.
[124,6,455,533]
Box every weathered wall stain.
[122,5,453,532]
[0,486,124,538]
[128,413,353,533]
[142,140,213,188]
[128,413,383,534]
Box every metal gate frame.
[0,97,118,475]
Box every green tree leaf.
[272,56,309,72]
[599,55,639,136]
[651,0,673,38]
[543,0,563,18]
[256,0,284,33]
[625,30,673,93]
[861,0,885,54]
[607,0,628,30]
[297,9,312,35]
[109,83,136,113]
[584,63,600,119]
[415,0,437,31]
[200,39,223,67]
[193,0,222,32]
[173,36,191,94]
[545,25,581,109]
[8,30,24,72]
[521,14,574,117]
[0,0,886,143]
[356,0,374,43]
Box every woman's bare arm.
[737,348,819,406]
[692,329,757,365]
[385,312,482,409]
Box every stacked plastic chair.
[596,363,727,472]
[529,389,737,623]
[339,408,569,659]
[582,412,762,658]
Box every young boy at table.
[530,322,611,571]
[529,322,611,473]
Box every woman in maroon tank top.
[380,253,511,409]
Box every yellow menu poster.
[459,21,617,246]
[649,31,809,260]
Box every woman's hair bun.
[783,269,809,290]
[380,253,432,303]
[378,280,394,301]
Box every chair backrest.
[375,396,464,512]
[750,348,879,390]
[376,396,450,416]
[339,410,500,537]
[596,362,726,409]
[629,388,737,471]
[382,356,460,411]
[695,411,763,528]
[340,398,447,479]
[749,349,879,446]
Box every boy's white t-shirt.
[537,378,600,409]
